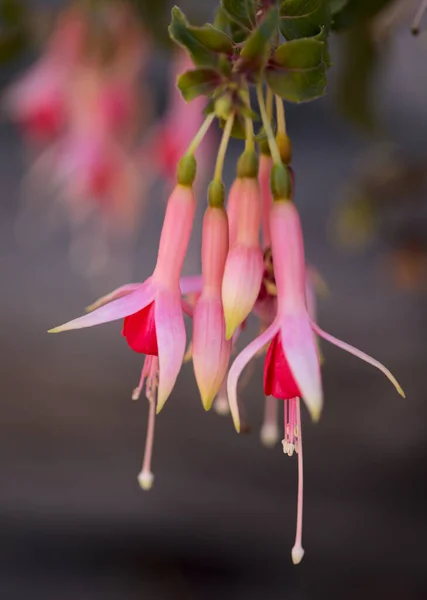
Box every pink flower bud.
[222,178,264,339]
[193,207,231,409]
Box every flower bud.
[222,178,264,339]
[193,206,231,409]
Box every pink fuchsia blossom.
[222,177,264,340]
[49,183,196,412]
[4,8,85,143]
[228,200,404,432]
[227,198,405,564]
[193,206,231,409]
[5,59,67,142]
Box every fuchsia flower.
[4,8,85,143]
[222,177,264,339]
[50,183,196,412]
[192,206,231,409]
[227,198,404,563]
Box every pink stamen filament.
[292,398,304,565]
[138,356,159,491]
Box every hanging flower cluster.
[49,1,404,564]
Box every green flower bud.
[270,163,292,200]
[276,132,292,165]
[208,180,225,207]
[237,150,259,179]
[177,154,197,186]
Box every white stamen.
[291,544,305,565]
[138,470,154,491]
[282,440,295,457]
[213,379,230,416]
[261,395,279,447]
[138,357,158,492]
[132,387,141,401]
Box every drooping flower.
[192,205,231,409]
[222,176,264,339]
[50,183,196,412]
[227,197,405,563]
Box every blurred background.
[1,0,427,598]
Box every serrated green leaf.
[236,6,279,74]
[177,68,222,101]
[235,10,278,77]
[188,24,234,55]
[312,26,331,66]
[221,0,257,31]
[265,38,327,103]
[169,7,218,67]
[280,0,331,40]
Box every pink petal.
[192,296,231,410]
[281,312,323,421]
[49,279,156,332]
[155,287,186,412]
[311,321,405,398]
[86,283,142,312]
[227,320,280,432]
[179,275,203,296]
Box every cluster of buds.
[48,2,405,564]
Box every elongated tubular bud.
[153,184,195,287]
[193,207,231,409]
[222,178,263,339]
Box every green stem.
[266,86,273,121]
[214,113,235,182]
[275,94,286,136]
[256,84,281,165]
[186,113,216,156]
[245,114,254,152]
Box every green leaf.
[221,0,257,31]
[220,115,246,139]
[188,24,234,55]
[280,0,331,40]
[177,68,222,101]
[169,7,218,67]
[312,25,331,66]
[236,6,279,74]
[329,0,349,14]
[213,6,231,33]
[265,38,327,103]
[229,20,248,43]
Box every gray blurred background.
[1,3,427,599]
